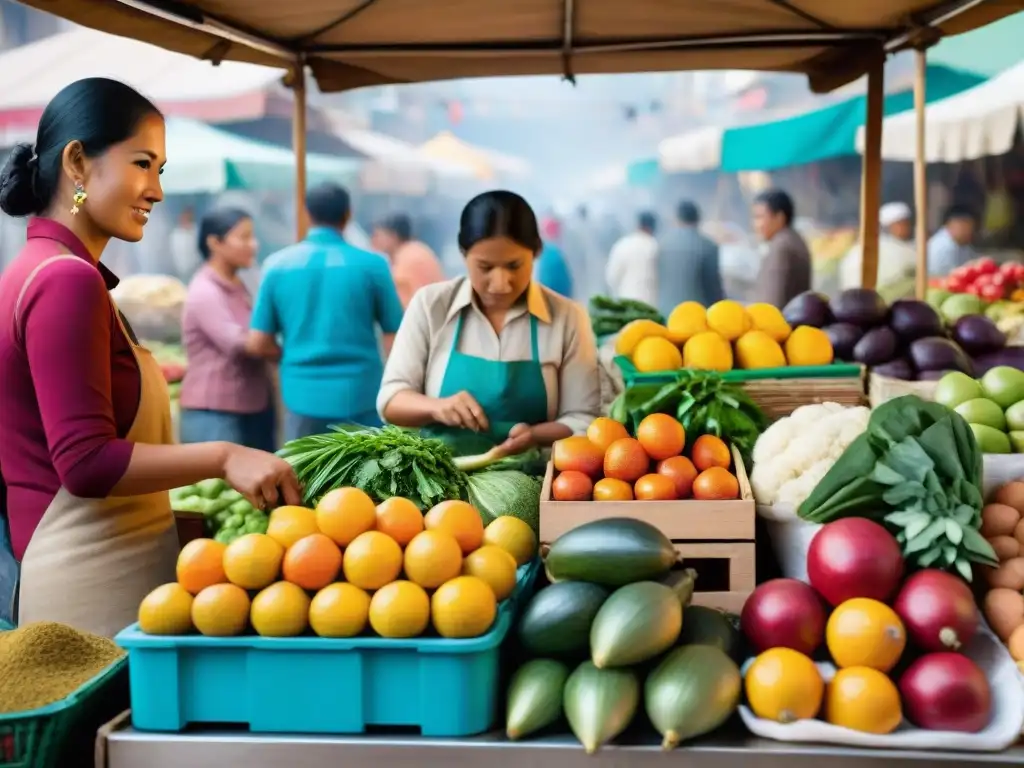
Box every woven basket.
[868,372,938,408]
[742,376,867,420]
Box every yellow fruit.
[632,336,683,373]
[483,516,538,566]
[369,580,430,638]
[342,531,404,591]
[666,301,707,343]
[614,319,670,357]
[826,598,906,673]
[462,545,518,601]
[745,648,824,723]
[706,300,752,341]
[404,530,464,588]
[223,533,284,590]
[424,500,485,554]
[316,487,377,546]
[191,583,250,637]
[375,497,425,546]
[266,505,319,549]
[138,583,194,635]
[735,330,787,370]
[682,331,733,371]
[824,667,902,735]
[250,581,310,637]
[785,325,834,367]
[309,583,371,638]
[431,576,498,639]
[176,538,226,595]
[746,303,792,343]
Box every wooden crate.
[540,445,755,613]
[174,510,205,550]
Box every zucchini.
[563,661,639,754]
[590,581,683,668]
[545,518,678,587]
[644,645,742,749]
[506,659,570,740]
[678,605,741,660]
[518,582,609,658]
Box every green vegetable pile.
[608,370,768,459]
[799,395,998,580]
[589,295,664,339]
[171,479,268,544]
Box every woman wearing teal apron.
[377,191,601,454]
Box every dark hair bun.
[0,144,41,218]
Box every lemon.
[343,531,403,591]
[138,583,194,635]
[404,530,463,588]
[683,331,733,372]
[483,516,537,566]
[431,576,498,639]
[785,326,835,366]
[667,301,708,343]
[746,303,791,343]
[462,545,518,601]
[632,336,683,373]
[250,581,310,637]
[309,583,371,638]
[191,583,250,637]
[735,330,786,370]
[266,505,319,548]
[223,533,284,590]
[706,300,752,341]
[369,581,430,638]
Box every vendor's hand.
[221,444,303,510]
[499,422,535,456]
[432,391,489,432]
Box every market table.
[97,716,1024,768]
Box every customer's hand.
[499,422,535,456]
[432,391,489,432]
[222,445,303,510]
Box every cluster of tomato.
[942,257,1024,302]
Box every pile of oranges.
[549,415,742,502]
[139,489,538,641]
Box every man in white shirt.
[840,202,918,300]
[605,211,658,304]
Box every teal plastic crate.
[116,562,538,737]
[614,355,864,386]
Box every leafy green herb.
[589,295,664,336]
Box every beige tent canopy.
[419,132,531,181]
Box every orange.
[316,487,377,546]
[138,583,194,635]
[266,505,319,548]
[824,667,902,735]
[552,436,605,478]
[222,533,284,590]
[282,533,342,591]
[369,580,431,638]
[692,467,740,500]
[826,598,906,673]
[191,583,250,637]
[603,437,650,483]
[343,531,404,591]
[745,647,824,723]
[634,473,678,501]
[462,545,518,601]
[636,414,686,461]
[552,470,593,501]
[586,417,629,452]
[404,530,463,588]
[250,581,310,637]
[657,456,698,499]
[592,477,634,501]
[375,497,424,546]
[691,434,731,471]
[309,583,371,638]
[431,576,498,639]
[176,538,227,595]
[424,500,485,554]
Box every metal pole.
[858,58,885,290]
[913,49,929,299]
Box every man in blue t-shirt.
[533,216,574,298]
[248,183,404,441]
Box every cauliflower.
[750,403,870,512]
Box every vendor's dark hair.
[198,207,252,260]
[0,78,161,218]
[754,188,795,226]
[458,190,542,254]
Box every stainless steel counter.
[99,717,1024,768]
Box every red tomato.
[980,284,1004,302]
[974,273,994,288]
[1000,261,1018,276]
[964,265,981,282]
[976,257,998,275]
[1013,263,1024,282]
[945,275,967,293]
[967,284,985,297]
[992,273,1007,288]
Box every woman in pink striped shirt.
[179,208,277,451]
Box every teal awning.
[626,157,661,186]
[719,64,985,172]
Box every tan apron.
[16,255,179,638]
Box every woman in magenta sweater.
[0,78,300,635]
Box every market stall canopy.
[340,128,475,195]
[419,132,530,181]
[14,0,1024,94]
[161,118,360,194]
[856,58,1024,163]
[0,26,285,145]
[657,64,982,174]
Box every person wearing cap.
[840,202,917,301]
[371,213,445,309]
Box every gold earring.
[70,182,87,215]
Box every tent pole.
[292,58,309,241]
[858,57,884,290]
[913,49,929,299]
